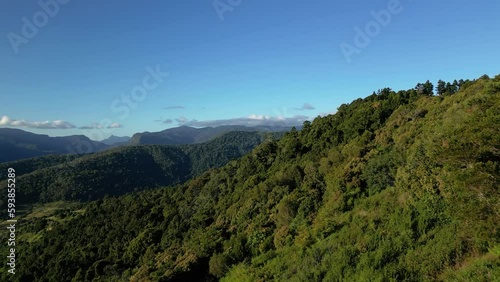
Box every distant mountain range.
[129,125,296,145]
[0,128,108,163]
[0,125,296,163]
[101,135,131,145]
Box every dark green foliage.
[436,79,447,95]
[129,125,291,145]
[415,80,434,96]
[361,148,402,196]
[2,75,498,281]
[436,78,472,96]
[0,131,271,212]
[0,154,82,179]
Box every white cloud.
[107,122,122,129]
[11,120,28,127]
[0,116,12,125]
[0,115,76,129]
[248,114,269,120]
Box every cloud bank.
[0,115,76,129]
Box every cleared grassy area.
[0,201,82,238]
[22,201,81,221]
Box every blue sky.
[0,0,499,140]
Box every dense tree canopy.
[1,75,499,281]
[0,131,276,213]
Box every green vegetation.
[0,131,273,213]
[1,75,498,281]
[0,154,83,179]
[129,125,290,146]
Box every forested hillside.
[0,154,83,179]
[0,131,273,212]
[129,125,291,146]
[0,129,109,163]
[3,75,499,281]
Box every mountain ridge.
[0,128,108,162]
[129,125,298,145]
[101,135,131,145]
